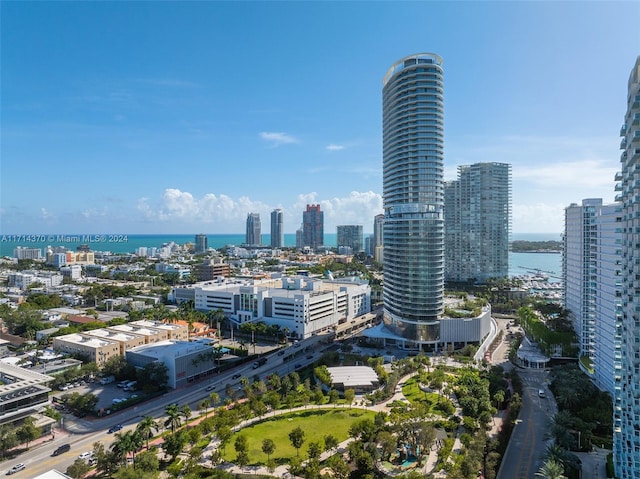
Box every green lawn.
[221,408,376,465]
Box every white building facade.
[593,203,621,397]
[564,199,602,359]
[187,276,371,339]
[614,55,640,479]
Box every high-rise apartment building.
[303,204,324,249]
[373,214,384,262]
[564,199,602,360]
[382,53,445,344]
[270,209,284,248]
[444,162,511,283]
[373,214,384,248]
[296,225,304,249]
[194,234,208,254]
[593,203,621,397]
[614,55,640,479]
[337,225,363,253]
[245,213,261,246]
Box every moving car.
[78,451,94,460]
[52,444,70,456]
[6,464,25,475]
[205,384,215,391]
[108,424,123,433]
[232,373,241,380]
[538,389,546,398]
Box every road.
[1,334,329,478]
[493,317,556,479]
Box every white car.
[78,451,93,460]
[7,463,25,475]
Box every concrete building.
[194,258,231,281]
[8,271,63,290]
[83,328,147,355]
[303,204,324,249]
[296,225,304,249]
[126,340,218,389]
[0,362,53,430]
[337,225,363,253]
[52,321,188,364]
[106,323,170,344]
[444,162,511,283]
[52,334,120,366]
[593,203,621,397]
[271,209,284,248]
[60,264,82,280]
[563,198,622,398]
[564,199,602,360]
[327,366,379,394]
[246,213,262,246]
[194,234,208,254]
[129,320,189,341]
[381,53,445,346]
[13,246,42,260]
[373,214,384,261]
[183,276,371,339]
[614,55,640,479]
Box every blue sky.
[2,1,639,235]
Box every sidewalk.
[7,426,72,456]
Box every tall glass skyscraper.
[337,225,363,253]
[614,55,640,479]
[245,213,261,246]
[194,233,208,254]
[303,204,324,249]
[270,209,284,248]
[382,53,445,344]
[444,162,511,283]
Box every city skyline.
[2,2,639,235]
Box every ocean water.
[0,233,336,256]
[1,231,562,279]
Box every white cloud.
[41,208,56,221]
[514,159,617,189]
[512,202,567,234]
[326,144,345,151]
[259,131,299,147]
[135,189,383,234]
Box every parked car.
[51,444,70,456]
[6,464,25,475]
[108,424,123,433]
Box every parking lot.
[53,379,143,415]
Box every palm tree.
[199,399,210,418]
[111,430,143,467]
[164,403,183,433]
[535,458,568,479]
[136,416,159,450]
[209,392,220,410]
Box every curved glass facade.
[382,53,444,343]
